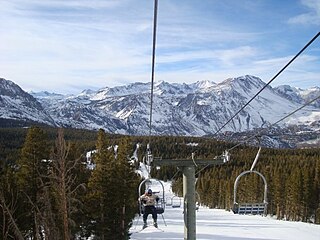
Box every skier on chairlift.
[139,188,159,228]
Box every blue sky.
[0,0,319,94]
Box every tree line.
[0,127,139,239]
[0,126,319,240]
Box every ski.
[139,225,163,232]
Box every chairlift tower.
[152,157,227,240]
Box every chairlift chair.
[232,170,268,215]
[166,196,172,206]
[232,147,268,215]
[138,178,166,215]
[171,196,182,208]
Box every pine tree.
[86,129,113,239]
[314,158,320,224]
[285,167,303,221]
[16,126,50,239]
[302,167,312,222]
[278,168,286,218]
[87,130,140,239]
[107,137,140,239]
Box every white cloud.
[246,54,320,88]
[288,0,320,25]
[215,46,257,67]
[157,46,256,65]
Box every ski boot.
[143,221,148,229]
[153,221,158,228]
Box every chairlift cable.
[195,163,211,175]
[170,169,181,180]
[227,93,320,152]
[148,0,158,144]
[213,32,320,136]
[143,0,158,176]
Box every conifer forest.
[0,127,319,239]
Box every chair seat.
[233,203,266,215]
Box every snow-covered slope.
[132,162,320,240]
[130,205,320,240]
[130,181,320,240]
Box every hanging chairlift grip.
[223,150,230,163]
[250,147,261,172]
[192,152,198,167]
[250,136,261,171]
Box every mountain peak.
[191,80,216,91]
[226,75,265,85]
[80,89,96,95]
[0,77,27,96]
[217,75,267,93]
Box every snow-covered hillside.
[274,85,320,108]
[0,78,54,125]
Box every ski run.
[130,181,320,240]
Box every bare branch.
[0,193,24,240]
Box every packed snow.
[130,181,320,240]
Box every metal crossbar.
[237,203,266,215]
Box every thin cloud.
[288,0,320,25]
[215,46,257,67]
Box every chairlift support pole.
[183,166,196,239]
[152,157,226,240]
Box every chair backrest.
[233,170,268,215]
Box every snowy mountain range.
[0,76,319,147]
